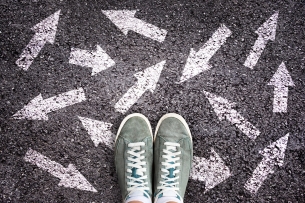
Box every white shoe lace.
[157,142,181,192]
[127,142,149,193]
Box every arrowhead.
[12,94,48,120]
[91,45,115,76]
[203,91,236,120]
[78,116,114,148]
[256,11,279,41]
[102,10,137,35]
[58,164,97,192]
[191,148,231,192]
[260,133,289,166]
[134,60,166,93]
[31,10,61,43]
[268,62,294,87]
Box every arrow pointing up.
[245,133,289,194]
[268,62,294,113]
[179,24,232,83]
[191,148,231,192]
[78,116,114,148]
[16,10,61,70]
[69,45,115,76]
[244,11,279,69]
[102,10,167,42]
[204,91,260,140]
[24,148,97,192]
[12,88,86,120]
[115,61,166,114]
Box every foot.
[115,113,153,203]
[153,113,193,203]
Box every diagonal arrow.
[24,148,97,192]
[16,10,61,70]
[244,11,279,69]
[102,10,167,42]
[78,116,114,148]
[244,133,289,194]
[191,148,231,192]
[69,45,115,76]
[267,62,294,113]
[12,88,86,121]
[179,24,232,83]
[115,61,166,114]
[203,91,260,140]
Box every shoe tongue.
[129,190,144,197]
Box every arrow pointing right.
[24,148,97,192]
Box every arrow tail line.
[244,36,268,69]
[69,48,94,68]
[272,86,289,113]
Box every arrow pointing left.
[24,148,97,192]
[12,88,86,120]
[16,10,61,70]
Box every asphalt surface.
[1,0,305,202]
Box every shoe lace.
[157,142,181,192]
[127,142,149,193]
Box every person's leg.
[115,113,153,203]
[153,113,193,203]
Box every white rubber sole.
[115,113,153,143]
[154,113,192,143]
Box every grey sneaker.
[115,113,153,202]
[153,113,193,203]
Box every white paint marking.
[244,12,279,69]
[115,61,166,114]
[78,116,114,148]
[24,148,97,192]
[203,91,260,140]
[179,24,232,83]
[244,133,289,194]
[12,88,86,121]
[191,148,231,192]
[267,62,294,113]
[16,10,61,70]
[69,45,115,76]
[102,10,167,42]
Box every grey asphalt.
[1,0,305,202]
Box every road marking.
[203,91,260,140]
[24,148,97,192]
[78,116,114,148]
[244,133,289,194]
[12,88,86,121]
[16,10,61,71]
[244,12,279,69]
[115,60,166,114]
[191,148,231,192]
[69,45,115,76]
[102,10,167,42]
[179,24,232,83]
[268,62,294,113]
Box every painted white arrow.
[179,24,232,83]
[245,133,289,194]
[204,91,260,140]
[69,45,115,76]
[12,88,86,121]
[16,10,61,70]
[115,60,166,114]
[24,148,97,192]
[191,148,231,192]
[268,62,294,113]
[244,12,279,69]
[102,10,167,42]
[78,116,114,148]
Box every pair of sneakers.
[115,113,193,203]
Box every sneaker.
[153,113,193,203]
[115,113,153,203]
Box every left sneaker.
[115,113,153,203]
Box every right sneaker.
[153,113,193,203]
[115,113,153,203]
